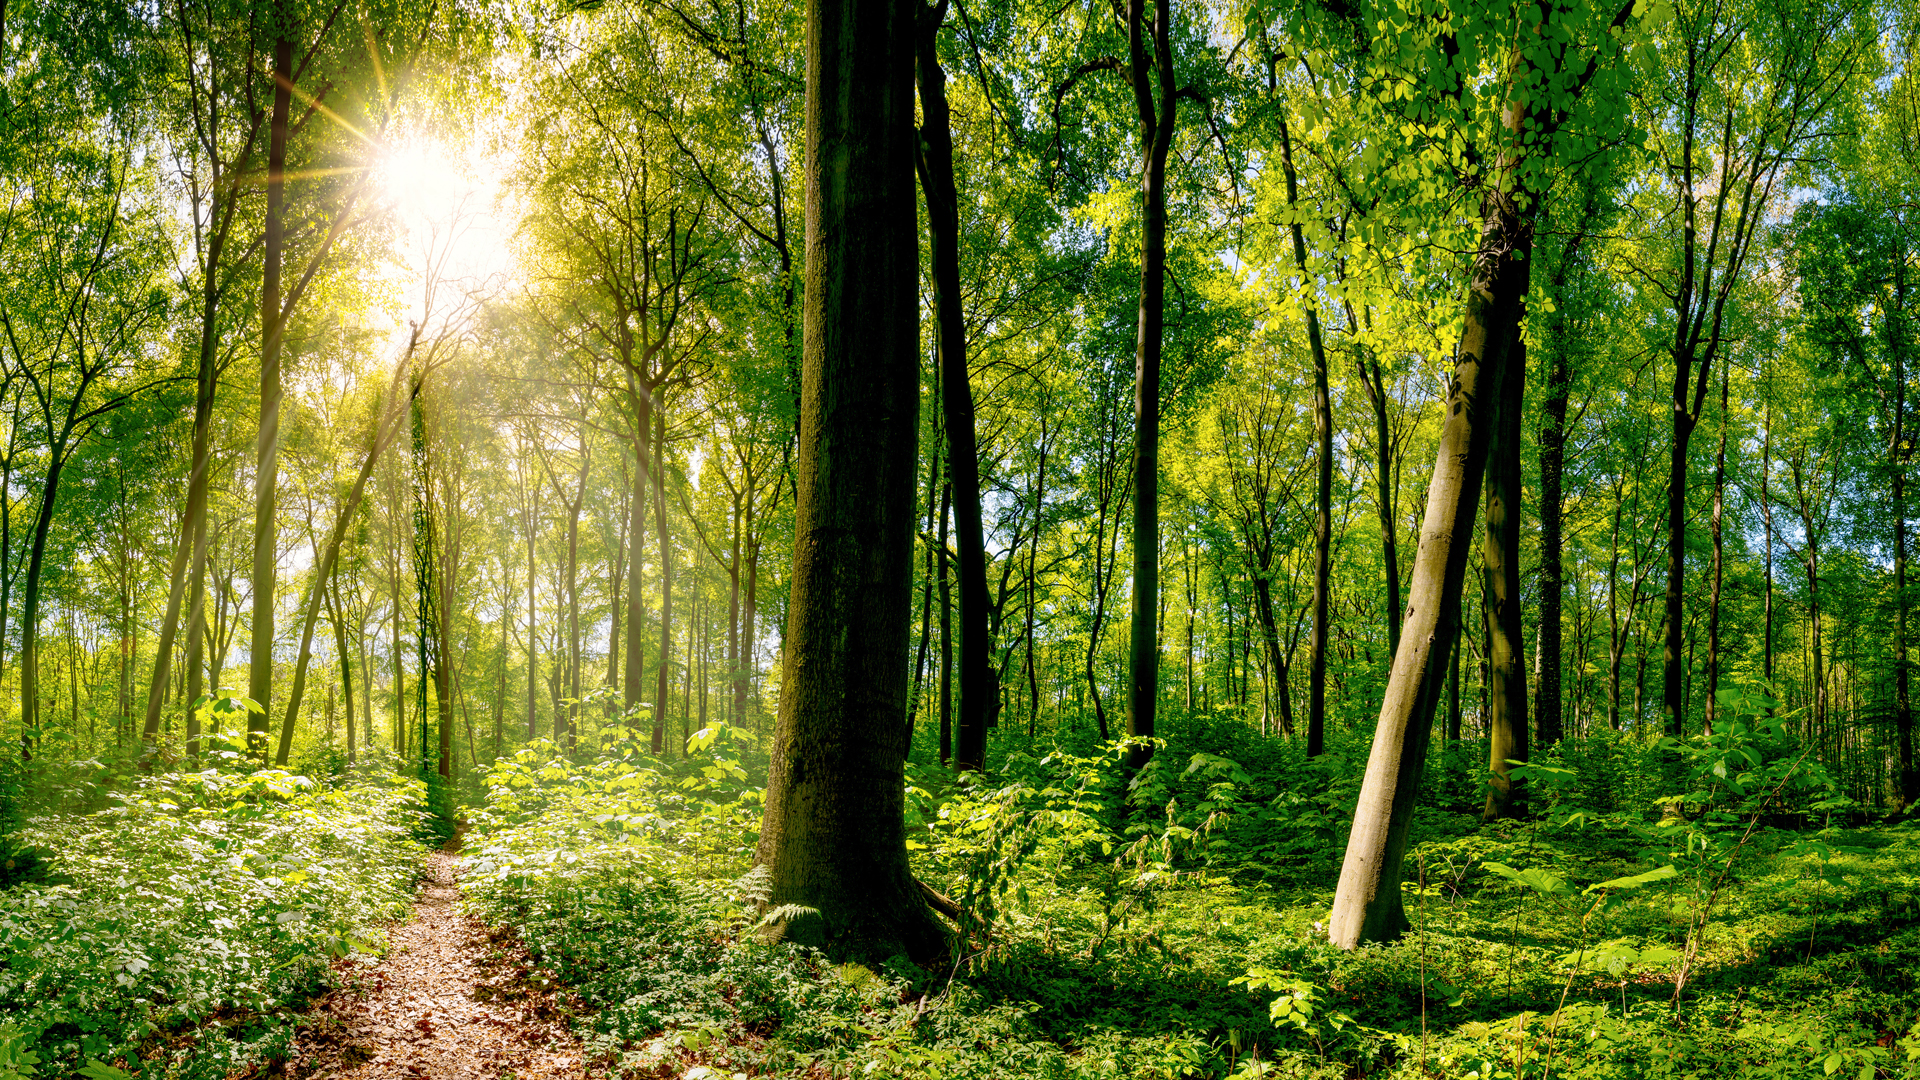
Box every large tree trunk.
[1481,338,1528,820]
[754,0,942,961]
[18,452,73,754]
[248,23,295,759]
[1125,0,1176,767]
[914,3,992,772]
[1328,153,1531,949]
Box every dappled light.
[3,0,1920,1077]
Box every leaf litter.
[282,851,595,1079]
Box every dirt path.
[286,852,592,1079]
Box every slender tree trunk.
[1890,256,1914,804]
[915,6,991,771]
[1125,0,1176,768]
[1482,338,1528,820]
[1536,333,1569,749]
[1361,358,1402,656]
[1705,368,1728,733]
[248,23,295,758]
[1251,573,1296,736]
[754,0,941,958]
[1276,115,1332,757]
[624,400,651,716]
[276,355,415,765]
[652,406,673,754]
[1763,405,1774,686]
[936,480,952,764]
[328,580,355,766]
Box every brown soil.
[284,852,595,1079]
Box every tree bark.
[1705,367,1728,732]
[1275,115,1332,757]
[1328,134,1531,948]
[1124,0,1176,767]
[753,0,942,961]
[1536,329,1570,749]
[914,0,992,772]
[1360,358,1402,658]
[651,405,674,755]
[248,21,295,759]
[1481,337,1528,820]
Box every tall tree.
[753,0,943,959]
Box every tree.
[1327,0,1637,947]
[752,0,943,960]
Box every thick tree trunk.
[754,0,942,961]
[1482,338,1528,820]
[914,5,992,772]
[1328,159,1530,948]
[248,24,295,758]
[18,452,72,755]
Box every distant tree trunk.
[1482,338,1528,820]
[1536,334,1570,749]
[248,22,295,759]
[1762,404,1774,686]
[652,406,674,755]
[1889,256,1915,804]
[937,480,953,764]
[624,406,650,719]
[526,501,539,739]
[915,2,991,772]
[1276,114,1332,757]
[1705,368,1728,733]
[1360,358,1401,657]
[1328,118,1531,947]
[754,0,943,959]
[330,580,355,766]
[1251,573,1296,736]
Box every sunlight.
[374,136,519,293]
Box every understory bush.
[0,763,424,1079]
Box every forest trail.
[284,851,592,1080]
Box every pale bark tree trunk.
[1328,109,1533,946]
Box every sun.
[374,136,519,291]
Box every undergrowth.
[458,699,1920,1080]
[0,752,424,1080]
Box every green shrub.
[0,767,423,1079]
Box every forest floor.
[281,849,594,1080]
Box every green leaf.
[80,1063,132,1080]
[1584,864,1678,894]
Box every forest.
[4,0,1920,1076]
